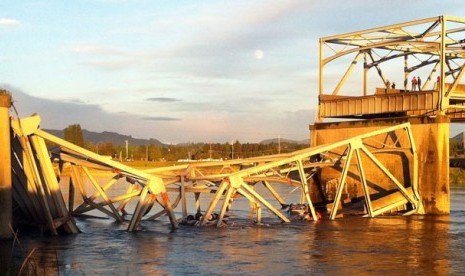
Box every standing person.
[417,76,422,91]
[411,76,417,91]
[391,82,396,89]
[436,75,441,90]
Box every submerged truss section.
[147,122,424,226]
[10,115,422,233]
[10,115,178,234]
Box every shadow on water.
[3,188,465,274]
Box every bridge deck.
[319,90,439,119]
[320,89,465,121]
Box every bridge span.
[0,101,423,236]
[313,15,465,215]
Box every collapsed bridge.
[4,15,462,237]
[2,110,423,234]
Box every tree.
[99,142,116,156]
[450,139,463,157]
[63,124,84,147]
[150,145,163,161]
[233,140,242,159]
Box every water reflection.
[5,188,465,274]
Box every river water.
[3,187,465,275]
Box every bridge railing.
[319,90,439,119]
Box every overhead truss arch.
[318,15,465,122]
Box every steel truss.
[10,115,177,233]
[319,15,465,121]
[155,122,423,226]
[10,115,422,232]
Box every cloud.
[67,1,313,77]
[0,3,319,143]
[2,83,314,143]
[0,18,20,26]
[146,97,180,102]
[2,84,163,138]
[78,60,134,72]
[142,116,180,121]
[70,44,137,72]
[65,97,88,104]
[70,44,130,56]
[179,2,312,50]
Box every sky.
[1,1,465,143]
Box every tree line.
[65,123,465,161]
[451,139,464,157]
[61,124,309,161]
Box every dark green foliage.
[85,140,307,161]
[63,124,84,147]
[57,124,309,161]
[450,168,465,186]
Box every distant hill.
[259,138,309,145]
[451,132,465,143]
[45,129,165,147]
[44,128,309,147]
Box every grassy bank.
[450,167,465,187]
[121,160,179,168]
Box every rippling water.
[3,187,465,275]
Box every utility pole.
[209,143,212,159]
[125,140,129,160]
[146,144,149,161]
[278,135,281,154]
[231,140,234,159]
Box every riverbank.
[450,167,465,187]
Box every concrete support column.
[310,115,450,215]
[0,93,12,239]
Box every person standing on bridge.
[411,76,417,91]
[417,76,422,91]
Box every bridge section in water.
[1,110,423,235]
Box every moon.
[254,49,264,59]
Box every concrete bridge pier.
[0,93,12,239]
[310,115,450,215]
